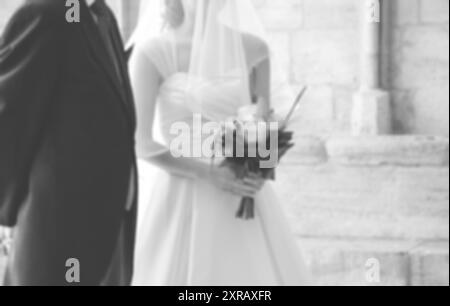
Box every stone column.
[352,0,392,135]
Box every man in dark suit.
[0,0,138,285]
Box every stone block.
[255,0,303,30]
[303,0,359,29]
[420,0,449,24]
[391,25,449,89]
[410,83,450,136]
[267,32,292,81]
[392,0,420,26]
[292,29,359,86]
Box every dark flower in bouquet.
[213,88,306,220]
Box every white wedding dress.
[131,37,309,286]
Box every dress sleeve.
[129,43,170,159]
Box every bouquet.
[213,87,307,220]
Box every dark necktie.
[90,0,123,85]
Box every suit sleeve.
[0,4,63,226]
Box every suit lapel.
[80,0,133,129]
[109,17,136,128]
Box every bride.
[129,0,310,286]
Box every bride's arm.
[130,47,209,179]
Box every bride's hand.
[208,165,265,198]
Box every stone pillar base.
[352,89,392,135]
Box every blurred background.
[1,0,448,285]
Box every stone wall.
[254,0,449,136]
[386,0,449,136]
[0,0,448,136]
[255,0,360,136]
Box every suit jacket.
[0,0,137,285]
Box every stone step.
[298,238,449,286]
[326,136,449,167]
[284,135,449,167]
[275,163,449,241]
